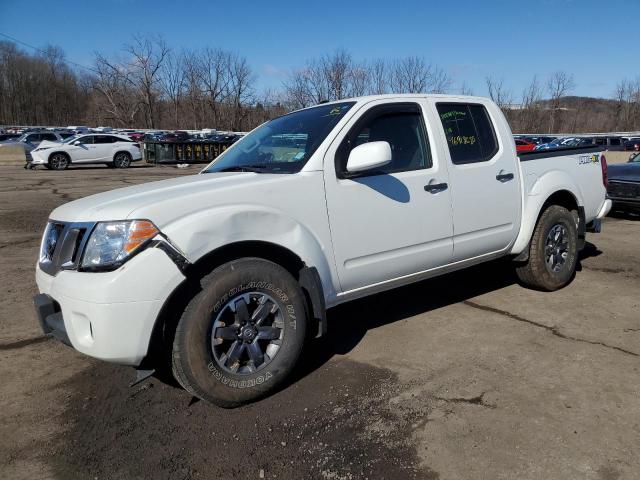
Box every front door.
[433,101,521,261]
[324,101,454,293]
[67,135,98,162]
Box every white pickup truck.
[34,94,611,407]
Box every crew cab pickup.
[34,95,611,407]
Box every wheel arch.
[512,187,584,259]
[113,150,133,161]
[47,150,71,163]
[142,240,327,373]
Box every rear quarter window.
[436,103,499,164]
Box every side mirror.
[72,140,81,146]
[346,141,392,174]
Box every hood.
[608,163,640,183]
[50,171,274,223]
[35,140,62,149]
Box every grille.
[607,181,640,199]
[39,222,93,275]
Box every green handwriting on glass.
[440,111,466,121]
[448,135,476,146]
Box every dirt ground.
[0,164,638,480]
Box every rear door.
[93,135,116,161]
[324,100,454,292]
[432,101,521,261]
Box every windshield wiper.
[216,165,269,173]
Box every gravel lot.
[0,164,638,480]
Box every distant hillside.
[506,96,640,134]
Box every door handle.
[496,172,514,182]
[424,182,448,193]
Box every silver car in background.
[0,130,72,164]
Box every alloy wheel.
[545,224,569,273]
[210,292,284,375]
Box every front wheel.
[48,153,69,170]
[171,258,307,407]
[515,205,579,291]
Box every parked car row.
[513,134,640,152]
[1,125,246,170]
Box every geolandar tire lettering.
[171,258,307,408]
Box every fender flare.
[512,169,585,255]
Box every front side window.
[41,133,57,141]
[336,103,431,176]
[436,103,499,164]
[25,134,39,143]
[76,135,94,145]
[204,102,355,174]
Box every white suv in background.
[30,134,142,170]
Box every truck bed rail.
[519,145,601,161]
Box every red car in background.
[128,132,145,141]
[515,139,536,152]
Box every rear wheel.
[516,205,579,291]
[48,153,69,170]
[112,152,132,168]
[171,258,307,407]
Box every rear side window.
[436,103,499,164]
[94,135,115,144]
[609,138,621,146]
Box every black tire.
[172,258,307,407]
[516,205,579,291]
[112,151,132,168]
[48,152,70,170]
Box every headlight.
[34,146,52,152]
[81,220,159,269]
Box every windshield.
[203,102,355,174]
[62,135,81,143]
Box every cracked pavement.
[0,165,638,479]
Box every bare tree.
[159,50,186,129]
[546,71,575,132]
[369,59,387,95]
[227,53,254,130]
[387,57,452,93]
[486,76,513,108]
[458,82,474,96]
[613,78,640,131]
[93,52,140,127]
[198,47,233,127]
[124,34,170,128]
[518,75,544,133]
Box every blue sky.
[1,0,637,99]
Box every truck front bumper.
[34,248,186,366]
